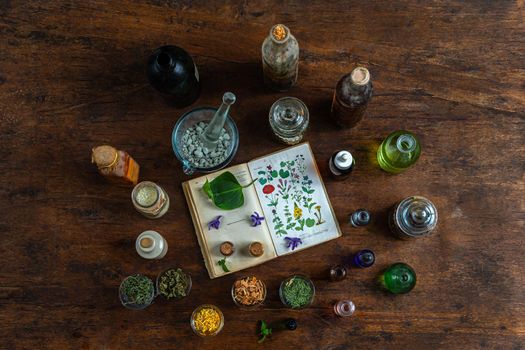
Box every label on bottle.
[194,63,199,82]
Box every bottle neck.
[155,52,173,71]
[396,134,417,153]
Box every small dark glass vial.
[285,318,297,330]
[350,209,370,227]
[147,45,200,108]
[329,150,355,180]
[353,249,375,268]
[329,265,347,281]
[331,67,373,129]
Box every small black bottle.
[328,150,355,180]
[147,45,200,108]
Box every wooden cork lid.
[220,241,235,256]
[92,145,118,168]
[249,242,264,257]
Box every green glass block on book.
[379,263,416,294]
[377,130,421,173]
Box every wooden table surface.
[1,1,524,349]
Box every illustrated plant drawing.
[257,154,325,239]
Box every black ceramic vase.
[147,45,200,108]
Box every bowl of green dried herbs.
[119,274,155,310]
[156,268,192,300]
[279,274,315,309]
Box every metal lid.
[395,196,438,237]
[334,151,354,170]
[269,97,309,137]
[351,67,370,86]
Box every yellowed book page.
[185,163,277,278]
[247,143,342,256]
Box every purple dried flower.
[284,237,303,251]
[250,211,265,227]
[208,215,222,230]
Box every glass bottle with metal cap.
[389,196,438,239]
[269,97,309,145]
[135,230,168,260]
[331,67,373,128]
[131,181,170,219]
[328,150,355,180]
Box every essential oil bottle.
[377,130,421,173]
[328,150,355,180]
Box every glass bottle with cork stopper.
[91,145,140,185]
[331,67,373,128]
[135,230,168,260]
[328,150,355,180]
[131,181,170,219]
[269,97,309,145]
[262,24,299,91]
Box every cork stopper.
[271,24,290,42]
[220,241,235,256]
[350,67,370,86]
[140,237,154,249]
[249,242,264,257]
[92,145,118,169]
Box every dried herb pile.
[121,274,154,306]
[233,276,265,306]
[281,276,314,309]
[158,268,190,299]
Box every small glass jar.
[131,181,170,219]
[231,276,267,308]
[190,304,225,337]
[119,274,155,310]
[334,300,356,317]
[279,274,315,309]
[329,265,347,281]
[389,196,438,239]
[156,268,192,300]
[269,97,309,145]
[135,230,168,260]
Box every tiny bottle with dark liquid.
[147,45,200,108]
[331,67,373,129]
[329,150,355,180]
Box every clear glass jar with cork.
[262,24,299,91]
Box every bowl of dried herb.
[156,268,192,300]
[190,304,225,337]
[279,274,315,309]
[119,274,155,310]
[231,276,266,308]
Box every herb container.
[156,268,192,300]
[231,276,267,308]
[279,274,315,309]
[119,274,155,310]
[190,304,225,337]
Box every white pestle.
[200,92,236,151]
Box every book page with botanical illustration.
[247,143,341,256]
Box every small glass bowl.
[279,274,316,309]
[231,276,267,308]
[172,107,239,175]
[119,274,155,310]
[156,268,192,300]
[190,304,225,337]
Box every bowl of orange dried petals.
[231,276,266,308]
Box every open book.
[182,143,342,278]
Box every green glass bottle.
[377,130,421,173]
[379,263,416,294]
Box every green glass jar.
[377,130,421,173]
[379,263,416,294]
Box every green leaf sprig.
[258,320,272,343]
[218,258,229,272]
[203,171,257,210]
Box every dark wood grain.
[0,1,524,349]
